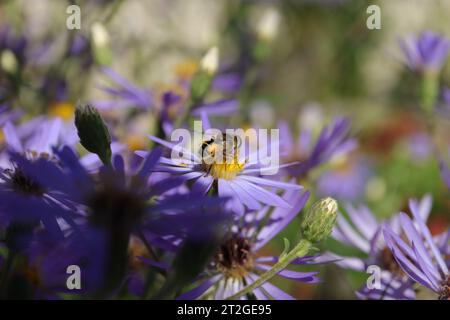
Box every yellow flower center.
[49,102,75,121]
[174,59,199,80]
[207,161,245,180]
[125,135,147,151]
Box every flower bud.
[256,8,280,42]
[301,197,338,243]
[200,46,219,75]
[75,103,112,165]
[1,50,18,74]
[91,22,110,47]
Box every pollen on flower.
[207,161,245,180]
[439,275,450,300]
[125,135,147,151]
[49,102,75,121]
[215,235,254,279]
[200,134,245,180]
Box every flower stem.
[225,239,312,300]
[420,71,438,118]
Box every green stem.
[420,71,438,117]
[226,239,312,300]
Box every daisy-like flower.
[1,117,124,171]
[400,31,450,73]
[176,189,334,300]
[383,198,450,300]
[9,145,230,295]
[331,195,433,299]
[0,151,80,247]
[279,117,356,178]
[140,114,302,215]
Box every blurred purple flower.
[3,145,230,295]
[316,157,372,202]
[279,117,356,177]
[95,68,237,125]
[383,198,449,299]
[95,67,153,110]
[408,133,432,163]
[400,31,450,73]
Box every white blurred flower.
[1,50,18,74]
[200,46,219,75]
[91,22,110,47]
[257,8,281,41]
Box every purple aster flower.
[1,116,125,171]
[332,195,433,299]
[12,145,230,295]
[0,152,80,248]
[316,156,373,202]
[95,68,237,129]
[279,117,356,177]
[139,114,302,216]
[383,198,450,300]
[400,31,450,73]
[2,118,65,158]
[176,189,334,300]
[95,67,153,111]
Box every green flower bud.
[301,197,338,243]
[75,103,112,165]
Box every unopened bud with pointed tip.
[301,197,338,243]
[75,103,112,165]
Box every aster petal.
[237,175,302,190]
[398,213,440,281]
[383,228,434,290]
[2,121,24,152]
[233,178,290,208]
[345,204,377,240]
[411,243,440,292]
[255,263,320,283]
[260,281,295,300]
[254,190,309,250]
[191,175,214,195]
[335,215,370,252]
[408,198,449,274]
[218,179,244,215]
